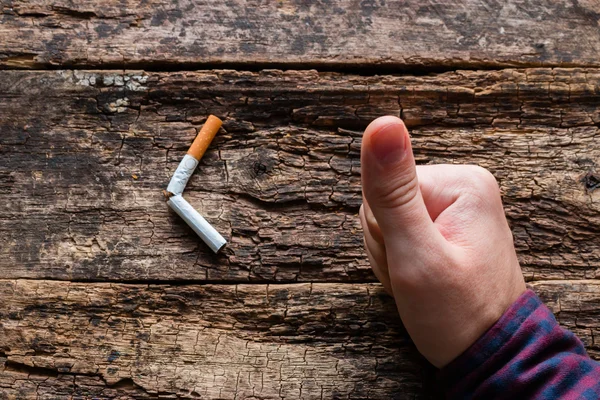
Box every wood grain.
[0,280,427,399]
[0,279,598,399]
[0,68,599,282]
[1,0,600,69]
[2,2,599,397]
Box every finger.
[360,205,393,295]
[362,197,383,244]
[365,240,393,296]
[361,116,444,250]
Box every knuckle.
[466,166,500,197]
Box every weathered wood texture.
[0,280,598,399]
[0,280,426,399]
[1,68,599,282]
[2,0,600,69]
[2,2,599,398]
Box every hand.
[359,116,526,368]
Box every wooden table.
[1,1,599,398]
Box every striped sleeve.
[438,290,600,399]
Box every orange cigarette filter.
[187,115,223,161]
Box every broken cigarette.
[166,115,227,253]
[167,115,223,195]
[167,195,227,253]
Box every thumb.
[361,116,439,247]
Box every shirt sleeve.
[437,289,600,400]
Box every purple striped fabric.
[438,290,600,399]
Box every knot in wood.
[252,161,268,177]
[581,171,600,193]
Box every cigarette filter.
[167,195,226,253]
[187,115,222,161]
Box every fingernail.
[370,123,407,164]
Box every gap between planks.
[2,61,600,76]
[4,277,600,287]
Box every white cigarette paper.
[166,154,199,196]
[167,195,226,253]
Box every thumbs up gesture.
[359,116,526,368]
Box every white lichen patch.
[101,73,148,91]
[73,71,97,86]
[102,75,115,86]
[107,97,130,113]
[59,71,149,91]
[125,75,149,91]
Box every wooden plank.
[0,69,599,282]
[0,279,598,399]
[2,1,600,69]
[0,280,427,399]
[533,280,600,357]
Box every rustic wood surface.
[2,0,600,70]
[1,2,600,395]
[0,67,599,398]
[0,69,599,283]
[0,279,599,399]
